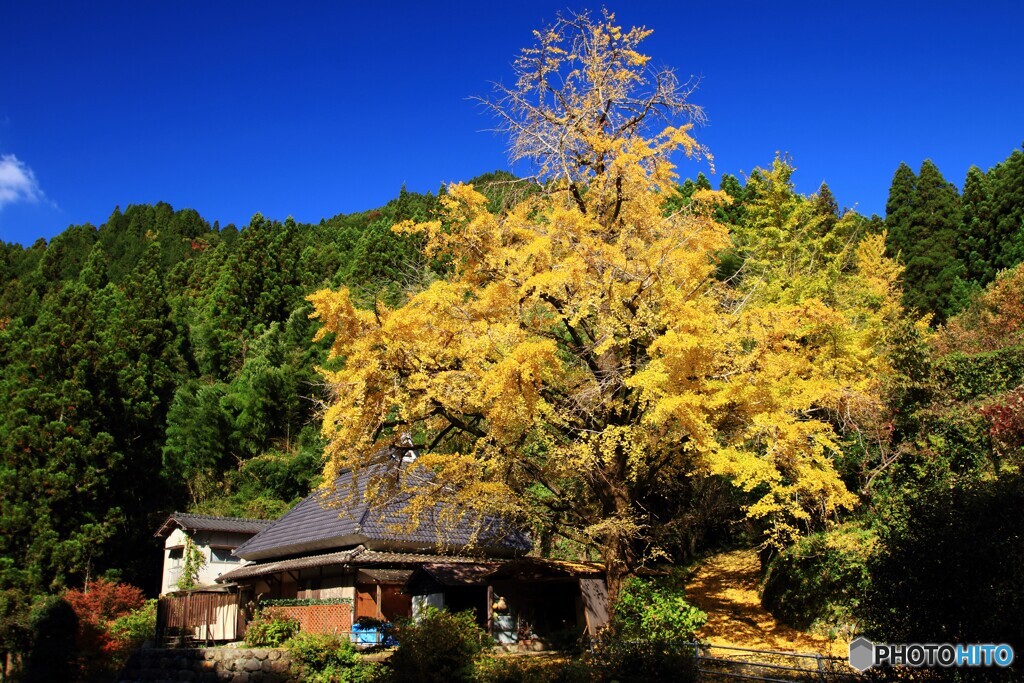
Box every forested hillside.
[2,141,1023,670]
[884,147,1024,322]
[0,179,456,598]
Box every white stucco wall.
[160,528,255,594]
[318,575,356,601]
[412,593,444,620]
[293,573,356,602]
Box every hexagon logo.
[849,637,875,672]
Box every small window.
[168,547,183,566]
[211,547,240,563]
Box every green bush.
[107,599,156,652]
[286,632,381,683]
[24,595,78,683]
[262,598,353,607]
[244,608,299,647]
[861,473,1024,660]
[588,641,699,683]
[612,573,706,642]
[0,588,32,667]
[761,523,875,636]
[473,654,591,683]
[386,608,489,683]
[473,647,697,683]
[937,346,1024,401]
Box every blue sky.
[2,1,1022,246]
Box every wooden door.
[356,584,378,619]
[379,585,412,622]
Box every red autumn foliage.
[64,578,144,629]
[981,385,1024,461]
[63,578,145,676]
[938,264,1024,354]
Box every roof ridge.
[225,462,531,560]
[175,511,275,524]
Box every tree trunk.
[604,531,630,612]
[602,487,637,624]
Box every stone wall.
[117,646,294,683]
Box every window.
[211,547,240,564]
[168,547,183,567]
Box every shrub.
[761,523,875,637]
[62,579,146,627]
[588,640,699,683]
[0,588,32,668]
[287,632,381,683]
[473,654,592,683]
[107,599,157,655]
[24,596,78,683]
[861,473,1024,660]
[387,608,489,683]
[612,573,706,642]
[244,608,299,647]
[63,579,147,680]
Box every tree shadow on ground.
[685,549,836,656]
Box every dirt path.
[685,549,836,656]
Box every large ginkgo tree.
[308,10,899,602]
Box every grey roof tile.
[487,557,605,579]
[216,548,363,582]
[420,562,501,586]
[355,550,492,565]
[215,547,490,583]
[356,568,415,583]
[233,464,531,561]
[154,512,275,538]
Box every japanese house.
[154,512,274,595]
[212,461,531,635]
[405,557,610,649]
[161,455,611,647]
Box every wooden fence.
[601,642,861,682]
[269,603,352,636]
[156,591,244,646]
[693,643,859,682]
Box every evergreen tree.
[718,173,747,226]
[988,147,1024,273]
[38,224,97,283]
[162,381,231,506]
[886,160,962,322]
[911,160,961,321]
[959,165,995,283]
[813,182,840,235]
[0,281,124,593]
[884,162,917,261]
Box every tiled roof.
[232,464,531,561]
[420,562,501,586]
[404,562,501,595]
[154,512,275,538]
[357,568,415,584]
[486,557,605,579]
[356,550,492,565]
[216,548,363,582]
[215,546,488,583]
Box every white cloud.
[0,154,46,209]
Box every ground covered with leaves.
[686,549,832,655]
